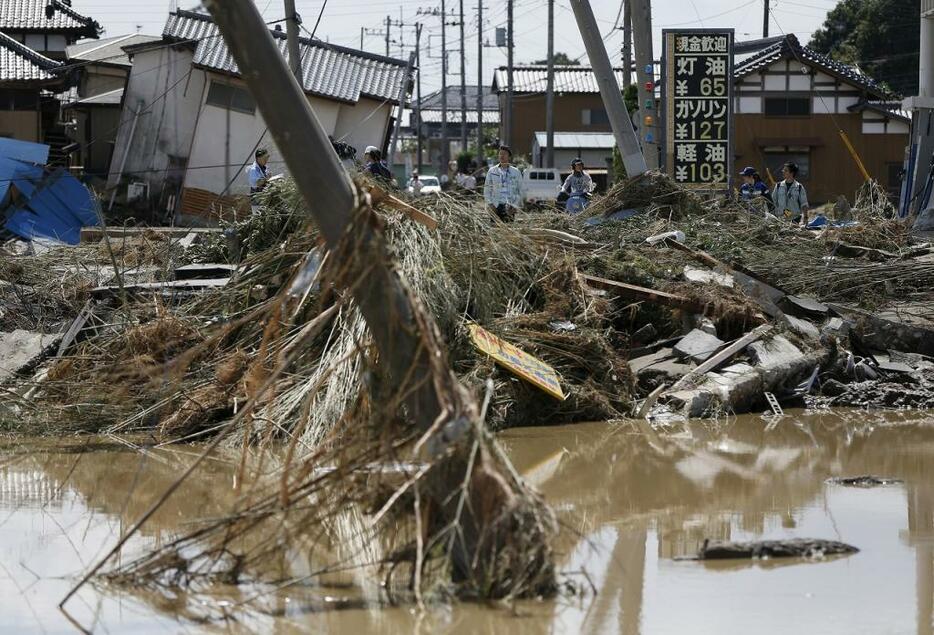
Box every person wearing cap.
[363,145,393,180]
[772,161,810,226]
[248,148,270,194]
[483,145,524,222]
[738,166,770,201]
[562,158,594,197]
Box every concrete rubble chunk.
[877,360,915,374]
[642,359,695,381]
[782,295,830,318]
[674,329,725,363]
[683,266,734,288]
[783,314,820,341]
[0,330,58,382]
[822,317,851,339]
[628,348,674,374]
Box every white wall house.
[109,9,408,222]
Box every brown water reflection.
[1,410,933,633]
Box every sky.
[69,0,838,94]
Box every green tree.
[810,0,920,97]
[532,52,580,65]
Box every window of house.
[764,97,811,116]
[45,35,66,52]
[764,151,810,181]
[25,34,45,51]
[205,81,256,115]
[582,108,609,125]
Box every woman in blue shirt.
[738,166,770,201]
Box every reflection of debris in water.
[827,475,905,487]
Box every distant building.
[62,34,160,177]
[0,1,100,151]
[108,9,411,223]
[492,65,626,158]
[733,34,909,202]
[531,131,615,171]
[407,85,499,169]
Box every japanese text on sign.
[467,323,566,401]
[663,30,733,190]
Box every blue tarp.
[0,138,99,245]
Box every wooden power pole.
[441,0,450,170]
[459,0,468,154]
[763,0,769,38]
[570,0,647,176]
[505,0,513,148]
[545,0,555,168]
[476,0,484,154]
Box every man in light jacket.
[772,161,810,226]
[483,145,524,222]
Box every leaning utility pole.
[762,0,769,38]
[622,0,632,87]
[284,0,301,80]
[545,0,555,168]
[570,0,647,176]
[476,0,484,154]
[630,0,658,169]
[441,1,450,170]
[459,0,468,154]
[505,0,514,148]
[416,22,424,173]
[388,47,418,171]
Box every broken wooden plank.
[90,278,231,297]
[80,226,222,243]
[665,324,772,394]
[174,263,239,280]
[365,184,439,230]
[521,228,594,248]
[56,300,94,358]
[581,274,706,312]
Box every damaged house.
[107,9,411,224]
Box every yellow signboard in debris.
[468,323,566,401]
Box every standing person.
[247,148,271,215]
[772,162,810,226]
[483,145,524,222]
[562,158,594,196]
[738,166,770,201]
[408,170,423,195]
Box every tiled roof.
[418,109,500,124]
[0,31,61,83]
[66,34,160,67]
[164,9,409,105]
[0,0,99,35]
[849,100,911,123]
[735,34,886,97]
[493,65,628,94]
[415,85,499,111]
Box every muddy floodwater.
[2,410,934,633]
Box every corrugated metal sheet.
[735,34,884,96]
[168,10,408,104]
[0,31,61,82]
[0,0,97,33]
[493,66,627,94]
[533,131,616,149]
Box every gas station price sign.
[662,30,734,191]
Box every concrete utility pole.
[388,47,418,171]
[903,1,934,228]
[476,0,484,154]
[360,26,364,50]
[622,0,632,87]
[459,0,468,155]
[441,1,450,170]
[416,22,424,174]
[200,0,468,434]
[284,0,301,80]
[762,0,769,38]
[505,0,514,148]
[545,0,555,168]
[630,0,658,169]
[386,15,391,56]
[570,0,647,176]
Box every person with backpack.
[483,145,524,222]
[772,162,810,226]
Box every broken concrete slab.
[783,314,820,341]
[631,323,657,346]
[674,329,725,363]
[683,266,734,288]
[821,317,851,339]
[828,303,934,357]
[628,347,674,374]
[781,295,830,318]
[642,359,695,381]
[0,330,59,381]
[877,360,915,374]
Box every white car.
[407,175,441,195]
[522,167,562,204]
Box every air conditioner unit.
[127,181,148,202]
